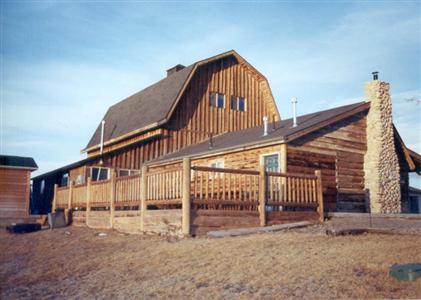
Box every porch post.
[182,157,191,235]
[52,184,58,212]
[280,144,287,202]
[315,170,324,222]
[259,163,266,226]
[86,177,91,226]
[140,165,148,232]
[110,169,116,229]
[68,180,73,210]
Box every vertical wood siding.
[87,56,278,171]
[0,168,30,218]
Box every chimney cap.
[372,71,379,80]
[166,64,185,77]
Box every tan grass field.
[1,226,421,299]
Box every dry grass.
[1,226,421,299]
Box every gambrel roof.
[84,50,278,152]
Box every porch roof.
[150,101,370,165]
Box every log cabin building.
[31,50,421,230]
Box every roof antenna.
[263,116,268,136]
[209,133,213,149]
[291,97,298,128]
[372,71,379,80]
[272,114,276,130]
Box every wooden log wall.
[86,56,279,172]
[192,145,283,170]
[288,113,368,212]
[191,210,260,236]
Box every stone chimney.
[364,77,401,213]
[166,64,185,77]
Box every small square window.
[209,92,225,108]
[230,96,246,112]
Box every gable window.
[230,96,246,112]
[209,92,225,108]
[90,167,110,182]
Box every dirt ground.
[1,225,421,299]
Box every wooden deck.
[54,158,324,235]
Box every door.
[263,154,279,211]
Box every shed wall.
[0,167,30,218]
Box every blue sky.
[1,1,420,186]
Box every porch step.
[207,221,312,238]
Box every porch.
[53,158,324,235]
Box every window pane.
[99,168,109,180]
[209,92,217,107]
[238,97,246,111]
[91,168,99,181]
[230,96,237,110]
[264,154,279,172]
[217,93,224,108]
[119,170,130,177]
[75,174,84,185]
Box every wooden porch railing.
[52,158,324,235]
[266,172,319,209]
[115,174,142,206]
[190,166,260,211]
[146,169,183,206]
[189,163,324,226]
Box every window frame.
[117,168,140,177]
[75,174,85,185]
[209,92,225,109]
[230,96,247,112]
[90,167,111,182]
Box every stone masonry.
[364,80,401,213]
